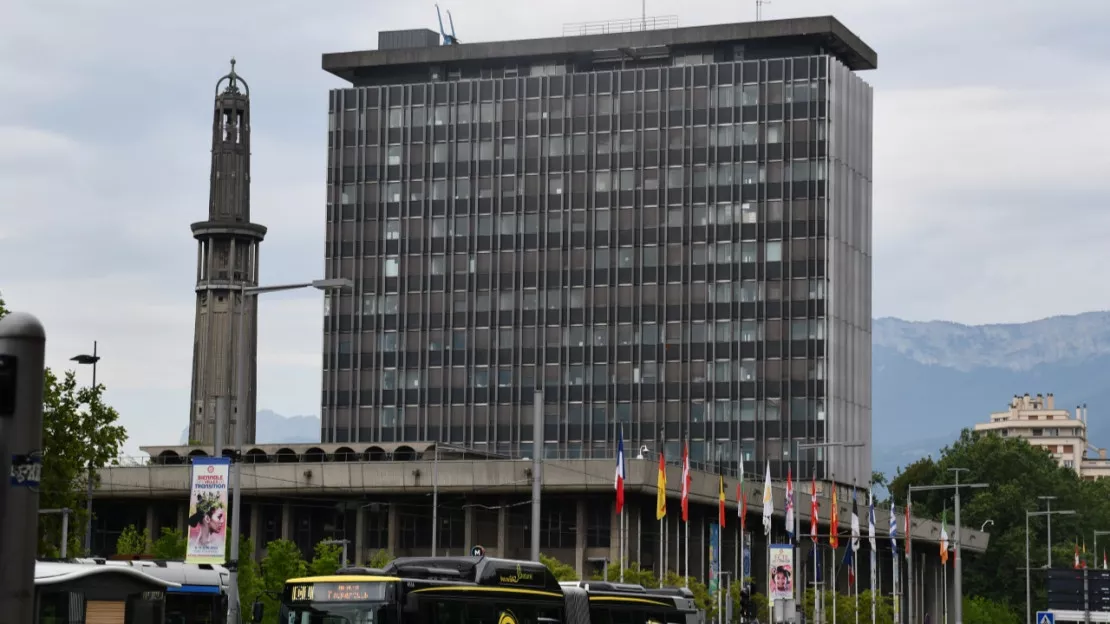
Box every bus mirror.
[251,600,264,623]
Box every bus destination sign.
[287,582,388,603]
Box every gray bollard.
[0,312,46,623]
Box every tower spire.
[188,60,267,452]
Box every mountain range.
[187,311,1110,479]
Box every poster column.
[186,457,231,564]
[770,544,796,621]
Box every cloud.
[1,0,1106,452]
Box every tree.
[236,537,263,615]
[593,560,660,588]
[116,524,150,556]
[964,595,1020,624]
[309,540,345,576]
[889,428,1086,607]
[540,553,579,581]
[151,527,187,560]
[0,291,8,318]
[39,370,128,556]
[258,539,307,621]
[367,549,393,568]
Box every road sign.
[471,545,485,557]
[1037,611,1055,624]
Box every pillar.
[355,506,366,565]
[145,505,157,545]
[176,504,186,534]
[281,503,292,540]
[387,504,399,554]
[575,499,587,578]
[463,497,476,550]
[249,503,262,561]
[496,497,508,558]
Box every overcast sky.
[2,0,1107,453]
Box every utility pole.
[71,342,100,554]
[530,389,542,561]
[1039,496,1057,567]
[908,471,988,624]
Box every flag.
[785,467,795,540]
[904,499,912,560]
[762,461,773,536]
[655,451,667,520]
[939,509,949,566]
[867,489,876,551]
[680,442,691,522]
[1083,541,1089,569]
[614,426,626,513]
[718,474,727,528]
[843,540,856,587]
[889,500,897,552]
[741,489,749,532]
[1074,542,1081,570]
[1103,550,1107,570]
[850,490,860,553]
[829,487,840,549]
[810,474,819,544]
[737,470,745,527]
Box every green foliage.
[116,524,150,556]
[889,428,1091,608]
[258,539,307,621]
[367,549,393,569]
[593,560,659,588]
[309,541,345,576]
[540,553,579,581]
[151,527,187,560]
[0,291,7,319]
[39,369,128,556]
[964,595,1021,624]
[236,537,263,616]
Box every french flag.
[615,425,626,513]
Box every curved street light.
[982,519,995,531]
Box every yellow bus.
[280,556,701,624]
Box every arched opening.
[334,447,358,462]
[187,449,209,461]
[364,446,386,461]
[394,446,417,462]
[157,450,184,466]
[244,448,269,463]
[275,448,298,463]
[302,447,327,463]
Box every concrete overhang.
[100,457,985,553]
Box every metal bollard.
[0,312,47,622]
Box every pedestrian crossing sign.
[1037,611,1055,624]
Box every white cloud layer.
[1,0,1106,450]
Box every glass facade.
[321,44,873,485]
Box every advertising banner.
[769,544,795,602]
[709,523,721,594]
[185,457,230,564]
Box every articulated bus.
[281,556,700,624]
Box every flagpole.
[813,542,819,624]
[620,507,626,582]
[854,554,859,624]
[660,516,665,578]
[685,516,690,588]
[942,563,948,624]
[832,548,838,624]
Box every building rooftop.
[322,15,877,84]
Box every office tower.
[188,60,266,448]
[320,17,875,485]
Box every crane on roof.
[436,4,459,45]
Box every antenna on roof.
[755,0,771,21]
[435,4,460,45]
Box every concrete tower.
[188,59,266,451]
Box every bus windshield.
[282,579,394,624]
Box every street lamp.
[1038,496,1057,567]
[71,342,100,555]
[1093,530,1110,570]
[907,470,988,624]
[1026,509,1076,624]
[981,520,994,532]
[225,278,352,623]
[795,440,864,624]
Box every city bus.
[80,559,230,624]
[280,556,702,624]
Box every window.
[383,257,399,278]
[765,241,783,262]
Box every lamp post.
[1093,530,1110,570]
[981,520,994,532]
[796,440,864,624]
[226,278,352,623]
[908,470,988,624]
[1026,509,1076,624]
[1038,496,1056,567]
[71,342,100,555]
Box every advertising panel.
[185,457,230,564]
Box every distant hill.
[872,312,1110,478]
[178,409,320,445]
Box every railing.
[562,16,679,37]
